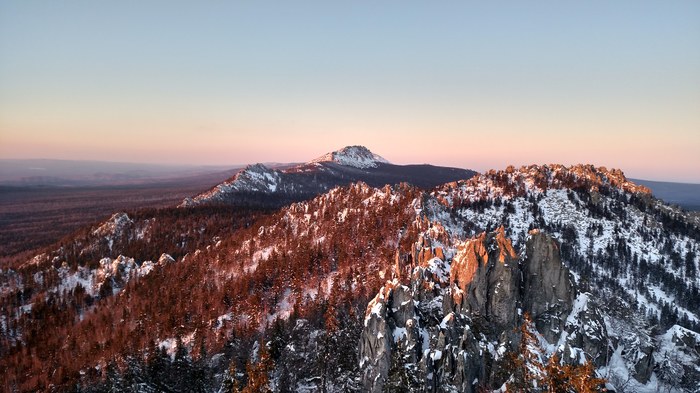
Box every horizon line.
[2,156,699,185]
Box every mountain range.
[631,179,700,211]
[180,145,476,208]
[1,146,699,392]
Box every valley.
[0,172,231,259]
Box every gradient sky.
[1,2,699,182]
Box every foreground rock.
[359,229,610,392]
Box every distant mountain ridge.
[180,145,477,207]
[632,178,700,211]
[310,145,390,168]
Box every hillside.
[1,163,699,392]
[181,146,476,208]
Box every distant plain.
[0,168,234,259]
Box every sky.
[1,2,699,182]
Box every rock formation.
[359,229,610,392]
[521,229,576,343]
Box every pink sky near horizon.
[1,2,699,183]
[1,123,697,183]
[1,94,698,182]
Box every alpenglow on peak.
[310,145,390,169]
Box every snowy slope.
[310,145,390,169]
[429,165,700,328]
[181,163,281,206]
[4,163,699,392]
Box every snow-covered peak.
[180,164,282,206]
[234,164,281,192]
[311,145,390,169]
[93,212,132,237]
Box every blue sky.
[1,1,699,181]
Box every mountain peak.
[219,163,281,193]
[180,147,474,208]
[242,162,274,174]
[179,163,281,206]
[311,145,390,169]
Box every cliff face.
[359,229,605,392]
[447,227,520,334]
[521,230,576,343]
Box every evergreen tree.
[242,340,272,393]
[511,313,545,392]
[383,339,421,392]
[269,317,288,361]
[146,344,169,386]
[567,360,606,393]
[542,354,567,391]
[220,359,242,393]
[172,336,195,390]
[103,361,124,393]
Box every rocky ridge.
[181,164,282,206]
[360,228,598,392]
[180,146,475,207]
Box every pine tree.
[319,280,342,391]
[103,361,124,393]
[567,360,606,393]
[323,280,341,332]
[268,318,287,361]
[542,353,607,392]
[172,336,195,390]
[242,340,272,393]
[220,360,242,393]
[383,339,421,392]
[121,355,145,392]
[145,344,170,390]
[511,313,546,392]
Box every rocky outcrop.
[359,228,597,392]
[654,325,700,391]
[521,229,576,343]
[447,227,520,334]
[412,232,447,267]
[359,283,396,392]
[561,293,611,367]
[433,164,651,204]
[430,312,482,392]
[633,343,654,383]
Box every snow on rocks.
[180,164,282,206]
[158,253,175,264]
[93,212,133,237]
[655,325,700,380]
[311,145,389,169]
